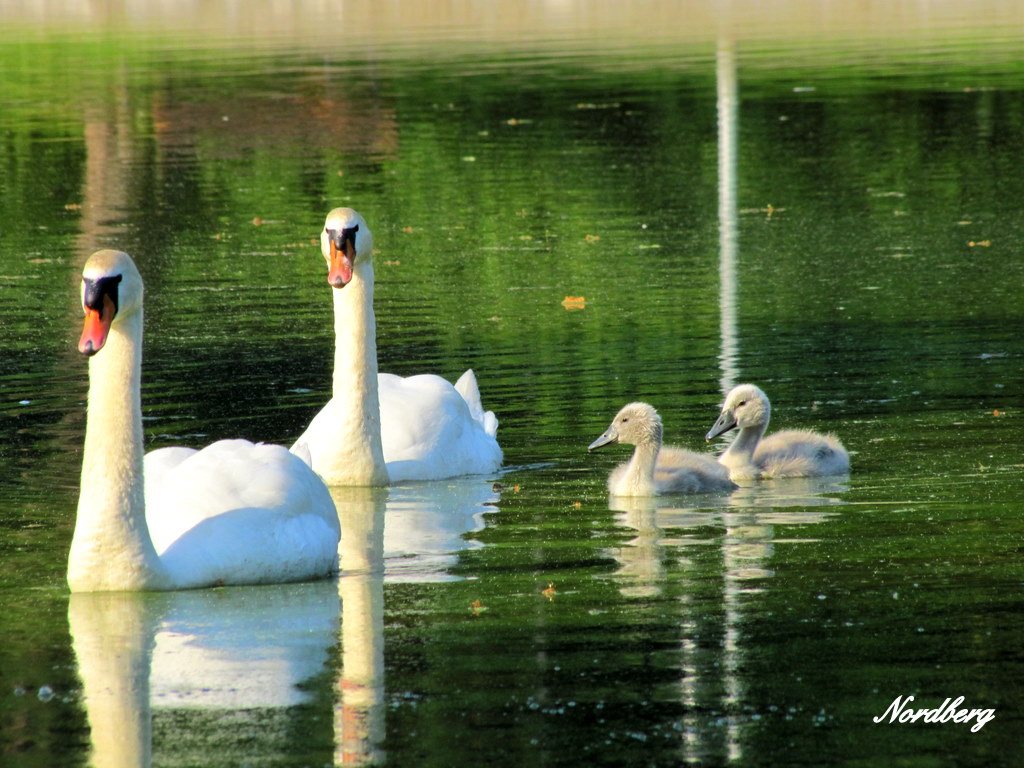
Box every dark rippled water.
[1,4,1022,766]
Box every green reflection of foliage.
[3,34,1023,454]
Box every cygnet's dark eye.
[738,400,747,408]
[621,417,629,423]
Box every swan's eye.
[621,417,629,423]
[737,400,747,408]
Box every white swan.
[69,249,340,592]
[291,208,502,485]
[589,402,737,496]
[706,383,850,480]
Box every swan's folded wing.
[145,446,198,487]
[656,446,737,493]
[755,429,850,477]
[454,368,500,437]
[379,373,502,480]
[146,439,339,559]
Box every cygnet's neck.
[617,440,660,496]
[69,311,168,591]
[718,421,767,480]
[327,261,388,486]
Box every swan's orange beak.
[328,237,354,289]
[78,294,116,356]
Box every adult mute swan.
[589,402,737,496]
[69,250,340,592]
[706,384,850,481]
[290,208,502,485]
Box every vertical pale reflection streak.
[334,486,388,767]
[76,65,138,260]
[718,34,745,765]
[717,37,740,397]
[676,35,743,764]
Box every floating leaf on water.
[740,205,785,217]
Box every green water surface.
[0,5,1022,767]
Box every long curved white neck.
[718,421,767,477]
[69,310,168,591]
[324,261,388,486]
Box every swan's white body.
[69,250,339,593]
[707,384,850,481]
[291,208,502,485]
[589,402,736,496]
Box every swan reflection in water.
[69,581,341,768]
[607,475,850,594]
[605,475,849,764]
[70,477,500,767]
[383,477,499,581]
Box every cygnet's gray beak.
[588,427,619,451]
[706,411,737,441]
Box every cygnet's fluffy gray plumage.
[706,384,850,481]
[589,402,737,496]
